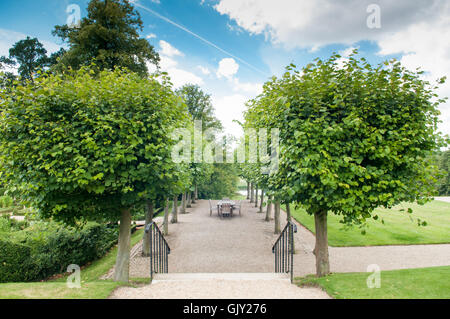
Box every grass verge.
[0,229,146,299]
[295,266,450,299]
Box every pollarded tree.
[256,52,447,276]
[0,67,187,282]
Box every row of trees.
[0,0,235,282]
[430,149,450,195]
[240,52,448,277]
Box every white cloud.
[216,57,262,95]
[148,40,203,88]
[166,68,204,88]
[0,28,61,57]
[159,40,184,57]
[217,57,239,79]
[146,33,157,39]
[214,0,447,50]
[215,0,450,137]
[232,78,262,95]
[197,65,211,75]
[159,55,178,70]
[212,94,248,137]
[376,7,450,137]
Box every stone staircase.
[109,272,330,299]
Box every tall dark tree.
[52,0,159,76]
[0,37,48,82]
[46,48,67,67]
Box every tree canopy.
[52,0,159,76]
[176,84,223,132]
[0,36,49,83]
[243,51,448,276]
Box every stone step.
[152,272,290,282]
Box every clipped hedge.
[0,239,35,282]
[0,222,118,283]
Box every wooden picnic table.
[217,200,236,217]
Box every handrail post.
[290,222,294,283]
[145,221,171,281]
[272,221,297,283]
[150,224,153,279]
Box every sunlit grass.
[285,200,450,246]
[295,266,450,299]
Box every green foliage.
[0,66,188,224]
[0,239,33,282]
[52,0,159,76]
[199,164,239,199]
[246,51,447,225]
[0,37,49,82]
[0,221,118,283]
[0,216,29,232]
[436,150,450,195]
[0,195,13,208]
[176,84,223,131]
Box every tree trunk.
[142,201,154,257]
[171,196,178,223]
[255,186,259,208]
[259,189,264,213]
[192,189,196,204]
[286,202,295,253]
[181,192,187,214]
[313,210,330,277]
[246,181,250,200]
[265,195,272,221]
[194,185,198,200]
[113,208,131,282]
[250,183,254,203]
[163,198,170,236]
[274,201,281,234]
[187,192,192,208]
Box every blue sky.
[1,0,449,139]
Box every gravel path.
[435,197,450,203]
[107,199,449,299]
[105,199,450,279]
[285,208,450,276]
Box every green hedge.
[0,222,118,283]
[0,239,35,282]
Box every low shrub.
[0,196,13,208]
[0,221,119,283]
[0,239,37,282]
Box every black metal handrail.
[145,221,171,278]
[272,221,297,283]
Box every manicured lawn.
[285,200,450,246]
[295,266,450,299]
[0,229,148,299]
[0,281,123,299]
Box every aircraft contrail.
[133,1,268,76]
